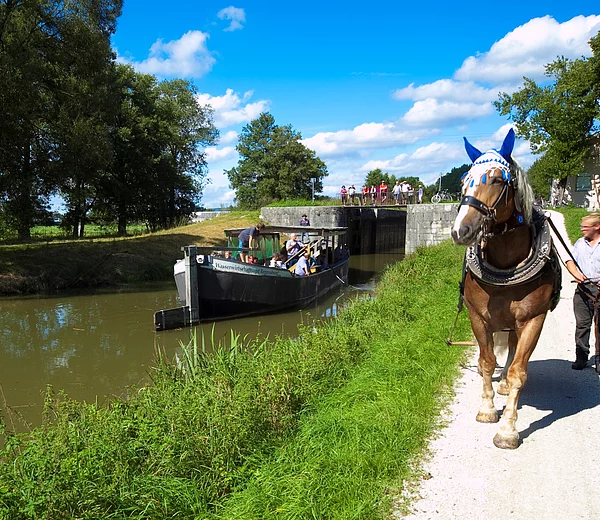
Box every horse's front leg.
[494,313,547,449]
[497,330,517,396]
[470,315,498,423]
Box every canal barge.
[154,226,349,331]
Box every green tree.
[495,31,600,190]
[226,113,327,208]
[98,67,218,235]
[363,169,388,189]
[526,159,554,200]
[143,79,218,230]
[98,66,158,235]
[0,0,122,240]
[53,36,121,238]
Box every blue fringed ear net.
[460,150,511,193]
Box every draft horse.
[451,128,561,449]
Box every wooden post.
[183,245,199,324]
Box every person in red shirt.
[362,185,369,206]
[379,181,388,204]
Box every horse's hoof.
[476,411,499,423]
[493,432,519,449]
[497,380,510,395]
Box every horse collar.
[465,210,554,287]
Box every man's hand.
[566,260,587,284]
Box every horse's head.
[451,129,531,246]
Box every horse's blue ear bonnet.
[463,128,515,163]
[461,128,516,186]
[460,128,522,217]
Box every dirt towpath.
[398,211,600,520]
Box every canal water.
[0,252,402,430]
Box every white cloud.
[200,15,597,206]
[360,154,409,173]
[392,15,600,131]
[122,30,216,78]
[196,89,270,129]
[217,6,246,32]
[205,146,237,162]
[219,130,239,145]
[359,141,465,177]
[455,15,600,83]
[403,99,494,126]
[393,79,515,103]
[201,185,236,207]
[302,122,435,158]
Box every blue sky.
[112,1,600,208]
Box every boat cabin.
[222,225,348,266]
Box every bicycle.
[431,190,453,203]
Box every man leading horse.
[565,213,600,371]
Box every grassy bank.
[0,241,471,519]
[0,211,260,295]
[555,207,587,243]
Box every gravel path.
[397,211,600,520]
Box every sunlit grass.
[555,206,588,244]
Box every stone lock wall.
[261,204,458,255]
[260,206,406,254]
[404,203,459,254]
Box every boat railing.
[284,237,324,269]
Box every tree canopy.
[225,113,327,208]
[363,169,421,191]
[495,31,600,188]
[0,0,122,238]
[0,1,218,239]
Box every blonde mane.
[509,157,533,225]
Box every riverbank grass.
[0,241,472,519]
[218,241,471,518]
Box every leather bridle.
[459,179,512,223]
[458,165,522,246]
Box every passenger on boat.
[238,223,265,263]
[286,233,302,263]
[294,251,311,276]
[224,251,232,259]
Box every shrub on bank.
[0,241,471,519]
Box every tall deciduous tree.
[363,169,388,188]
[147,79,218,230]
[495,32,600,189]
[226,113,327,208]
[0,0,122,239]
[99,66,218,235]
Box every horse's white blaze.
[452,204,471,238]
[453,151,510,241]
